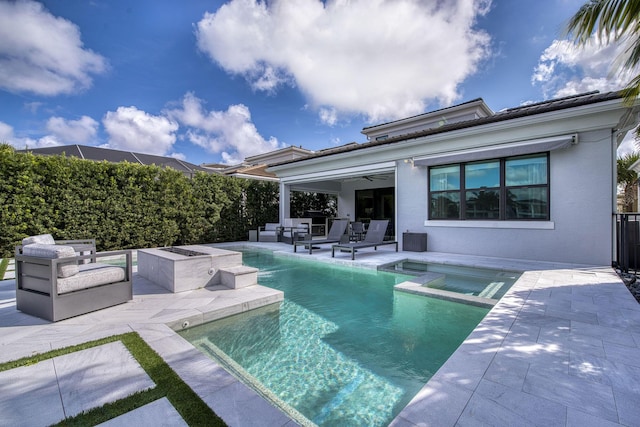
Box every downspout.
[612,129,619,267]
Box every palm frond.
[566,0,640,44]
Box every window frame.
[428,153,550,221]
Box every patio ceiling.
[287,171,395,193]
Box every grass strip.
[0,332,226,427]
[0,258,9,280]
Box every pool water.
[382,260,521,300]
[180,250,489,426]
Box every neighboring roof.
[200,162,278,180]
[19,144,213,177]
[228,164,279,181]
[200,163,228,170]
[201,145,317,181]
[270,91,626,168]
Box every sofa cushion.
[57,263,126,294]
[22,244,79,278]
[22,234,55,246]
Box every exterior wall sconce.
[403,158,414,166]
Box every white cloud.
[24,101,44,114]
[319,107,338,126]
[165,92,285,164]
[0,120,63,149]
[532,36,640,158]
[28,135,62,148]
[532,36,639,98]
[46,116,98,144]
[103,106,178,155]
[0,121,13,142]
[0,0,107,96]
[616,127,639,157]
[195,0,492,123]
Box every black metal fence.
[615,213,640,274]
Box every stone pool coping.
[2,242,639,426]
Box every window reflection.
[428,154,549,220]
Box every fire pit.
[159,247,208,257]
[138,245,243,293]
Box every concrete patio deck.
[1,242,640,426]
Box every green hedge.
[0,145,279,257]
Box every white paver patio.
[1,242,639,426]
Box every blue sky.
[0,0,636,165]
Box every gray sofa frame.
[15,248,133,322]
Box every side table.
[402,232,427,252]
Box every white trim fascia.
[412,133,577,163]
[280,161,396,184]
[424,220,555,230]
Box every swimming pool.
[180,250,489,426]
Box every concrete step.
[219,265,258,289]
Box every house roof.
[361,98,488,132]
[19,144,213,177]
[270,90,625,168]
[361,98,494,141]
[244,145,314,164]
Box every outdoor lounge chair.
[15,234,133,322]
[349,221,365,241]
[293,219,349,254]
[331,219,398,260]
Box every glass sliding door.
[355,187,395,238]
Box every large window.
[429,154,549,220]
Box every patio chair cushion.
[22,234,56,246]
[57,263,126,294]
[22,243,79,278]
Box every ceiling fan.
[343,175,388,182]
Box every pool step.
[219,265,259,289]
[394,273,496,308]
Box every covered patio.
[277,163,397,239]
